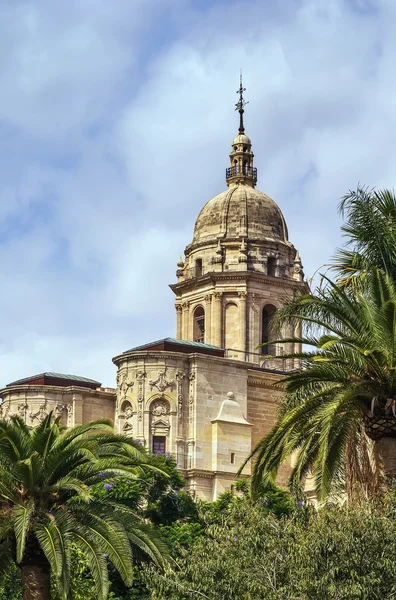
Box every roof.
[122,337,225,357]
[193,184,289,245]
[6,372,101,389]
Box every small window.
[267,257,276,277]
[152,435,166,455]
[195,258,203,277]
[230,452,235,464]
[193,306,205,343]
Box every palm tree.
[0,414,168,600]
[244,269,396,501]
[333,186,396,288]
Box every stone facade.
[0,383,116,428]
[0,89,309,501]
[112,345,288,500]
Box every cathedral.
[0,82,307,501]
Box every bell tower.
[170,77,306,368]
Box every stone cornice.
[247,371,285,390]
[184,468,250,479]
[113,350,191,366]
[0,385,116,399]
[184,237,294,254]
[170,270,308,295]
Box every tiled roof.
[7,372,101,387]
[124,337,222,353]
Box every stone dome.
[232,133,251,145]
[193,184,289,244]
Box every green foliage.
[246,269,396,499]
[146,493,396,600]
[333,186,396,289]
[0,561,21,600]
[0,414,169,599]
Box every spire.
[226,73,257,188]
[235,71,248,134]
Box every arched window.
[234,159,239,173]
[195,258,203,277]
[261,304,276,355]
[267,256,276,277]
[243,161,248,175]
[193,306,205,343]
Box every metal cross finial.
[235,70,248,134]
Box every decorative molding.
[149,369,176,394]
[117,370,134,404]
[29,403,48,424]
[150,400,170,418]
[136,371,146,423]
[175,371,186,430]
[66,403,74,427]
[175,304,183,313]
[18,402,29,419]
[238,291,247,299]
[122,403,134,434]
[0,400,10,420]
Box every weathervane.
[235,70,248,134]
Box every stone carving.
[136,371,146,422]
[117,371,134,403]
[149,369,175,394]
[238,291,247,299]
[18,402,28,419]
[66,403,74,427]
[29,404,47,424]
[0,401,10,420]
[54,404,65,418]
[151,401,169,418]
[175,304,183,313]
[188,372,196,430]
[122,403,134,433]
[175,371,185,428]
[188,372,195,405]
[150,400,170,436]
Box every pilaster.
[212,292,223,348]
[175,304,182,339]
[238,291,247,357]
[204,294,212,344]
[182,302,190,340]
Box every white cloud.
[1,0,396,387]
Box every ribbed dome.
[232,133,251,145]
[193,184,289,244]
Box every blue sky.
[0,0,394,387]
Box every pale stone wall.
[0,385,116,428]
[246,370,292,486]
[113,347,292,501]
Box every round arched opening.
[261,304,276,356]
[193,306,205,343]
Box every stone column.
[212,292,223,348]
[182,302,190,340]
[238,291,247,359]
[204,294,212,344]
[175,304,182,339]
